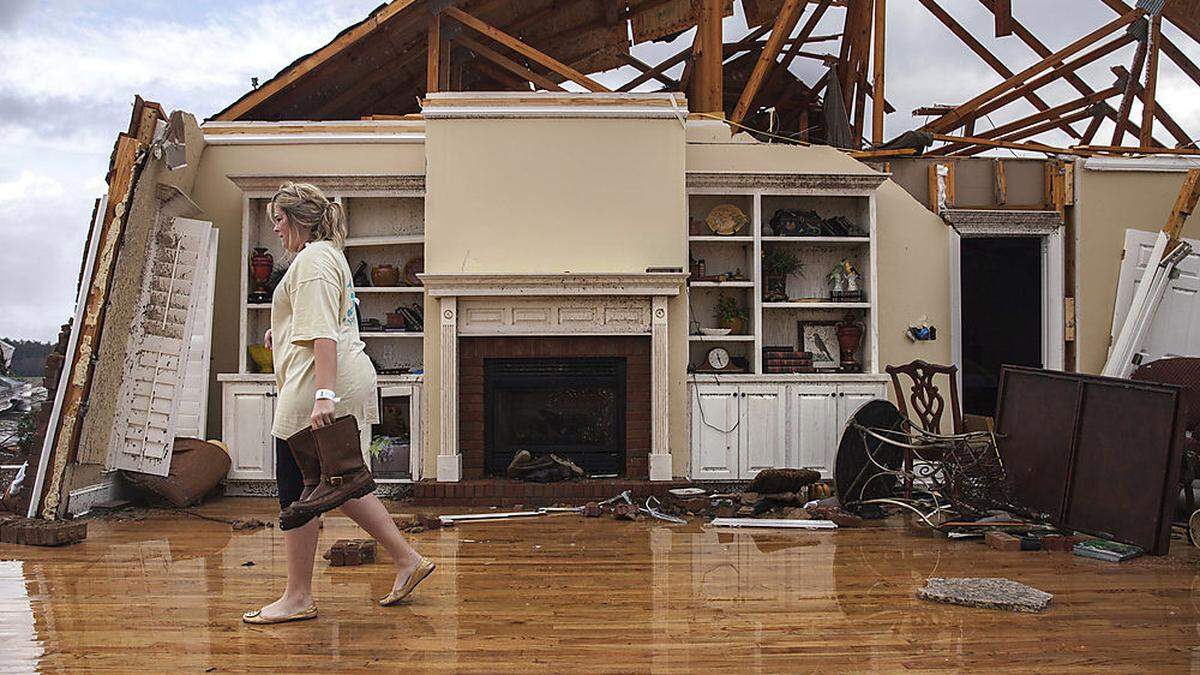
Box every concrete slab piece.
[918,577,1052,613]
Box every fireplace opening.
[484,357,626,476]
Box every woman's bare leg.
[257,517,320,618]
[340,493,423,589]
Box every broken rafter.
[872,0,886,145]
[443,6,611,92]
[1111,65,1189,147]
[951,107,1098,157]
[926,9,1143,134]
[932,132,1084,156]
[1075,144,1200,156]
[618,53,680,89]
[917,0,1080,139]
[934,86,1121,155]
[455,34,565,92]
[1140,13,1162,148]
[731,0,808,125]
[1111,19,1150,146]
[214,0,420,120]
[1099,0,1200,92]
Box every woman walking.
[243,182,434,625]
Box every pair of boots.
[280,415,376,531]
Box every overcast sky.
[1,0,1197,341]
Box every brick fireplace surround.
[458,336,651,480]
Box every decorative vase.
[835,313,865,372]
[371,264,400,287]
[249,248,273,302]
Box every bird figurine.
[812,333,835,364]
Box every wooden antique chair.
[885,360,963,498]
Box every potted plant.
[713,293,748,334]
[762,248,803,299]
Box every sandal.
[242,604,318,625]
[379,558,436,606]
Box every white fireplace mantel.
[420,272,686,483]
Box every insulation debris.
[917,577,1052,613]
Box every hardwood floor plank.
[1,497,1198,671]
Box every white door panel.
[690,385,738,480]
[1113,229,1200,365]
[793,384,839,477]
[737,385,786,479]
[224,383,276,480]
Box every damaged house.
[8,0,1200,542]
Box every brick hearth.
[459,336,651,480]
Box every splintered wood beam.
[937,87,1120,154]
[1140,13,1162,148]
[618,53,680,89]
[1164,169,1200,245]
[1077,145,1200,156]
[1081,106,1108,145]
[917,0,1078,138]
[976,0,1102,104]
[958,32,1134,131]
[1098,0,1200,97]
[994,0,1013,37]
[1111,65,1190,147]
[694,0,725,113]
[872,0,886,145]
[926,9,1142,134]
[839,0,873,117]
[1111,22,1149,146]
[214,0,420,120]
[769,0,834,99]
[427,11,442,94]
[443,6,610,92]
[932,133,1081,155]
[455,34,565,92]
[731,0,808,124]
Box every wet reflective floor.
[3,498,1200,672]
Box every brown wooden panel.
[996,366,1185,555]
[995,367,1080,522]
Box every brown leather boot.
[279,416,375,530]
[288,426,322,501]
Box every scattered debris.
[325,539,377,566]
[0,514,87,546]
[746,468,820,495]
[240,561,255,567]
[583,502,602,518]
[611,502,642,521]
[230,518,270,531]
[1073,539,1144,562]
[506,449,586,482]
[711,518,837,530]
[668,487,707,497]
[917,578,1052,613]
[807,504,863,528]
[439,511,543,526]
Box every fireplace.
[484,357,626,476]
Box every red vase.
[835,314,864,372]
[250,248,273,302]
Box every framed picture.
[798,320,840,370]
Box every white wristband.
[315,388,339,402]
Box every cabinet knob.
[829,392,836,398]
[839,392,845,397]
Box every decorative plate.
[706,204,748,236]
[404,256,424,286]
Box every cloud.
[0,0,35,31]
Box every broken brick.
[324,538,378,567]
[583,501,602,518]
[715,501,737,518]
[986,531,1021,552]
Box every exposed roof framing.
[210,0,1200,156]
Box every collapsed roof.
[212,0,1200,157]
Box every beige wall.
[883,157,1047,209]
[1074,164,1199,374]
[189,141,426,437]
[423,117,689,477]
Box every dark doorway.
[484,357,626,476]
[961,237,1043,417]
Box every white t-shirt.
[270,240,378,447]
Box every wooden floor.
[3,498,1200,673]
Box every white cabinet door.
[690,385,739,480]
[793,384,839,478]
[223,382,276,480]
[835,384,888,436]
[737,385,787,479]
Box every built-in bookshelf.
[686,188,879,376]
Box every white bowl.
[700,327,733,336]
